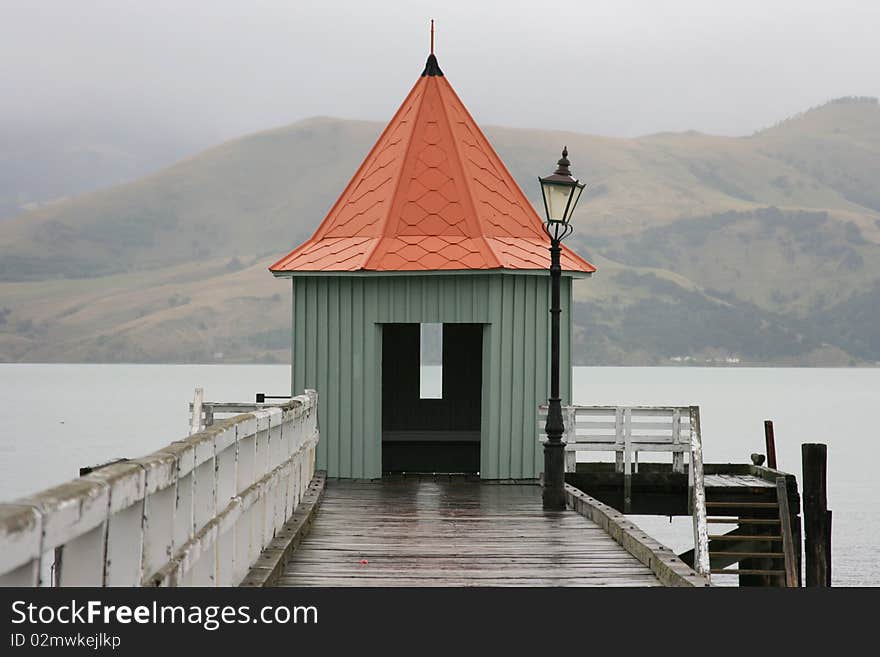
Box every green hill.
[1,97,879,365]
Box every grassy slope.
[0,256,291,363]
[1,98,879,365]
[0,118,383,279]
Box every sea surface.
[0,364,876,586]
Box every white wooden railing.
[539,404,710,579]
[0,390,319,587]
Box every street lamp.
[539,147,585,511]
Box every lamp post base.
[542,440,566,511]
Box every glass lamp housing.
[538,147,586,226]
[540,179,584,225]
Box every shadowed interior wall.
[289,273,574,479]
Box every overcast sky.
[3,0,879,141]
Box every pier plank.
[278,479,662,587]
[704,474,774,489]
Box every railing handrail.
[0,390,320,587]
[538,404,697,470]
[537,403,711,581]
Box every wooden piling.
[763,420,777,470]
[801,443,830,587]
[825,510,832,587]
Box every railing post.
[563,406,577,474]
[190,387,204,435]
[689,406,710,580]
[623,408,632,513]
[614,408,624,473]
[136,454,177,585]
[214,421,239,587]
[776,477,799,587]
[86,463,147,586]
[672,409,684,473]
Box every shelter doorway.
[381,323,483,473]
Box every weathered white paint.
[0,390,319,587]
[688,406,710,579]
[190,387,204,435]
[0,505,41,585]
[538,405,699,469]
[538,403,711,582]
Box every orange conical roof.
[270,54,595,274]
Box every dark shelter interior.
[381,323,483,473]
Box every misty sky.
[3,0,879,142]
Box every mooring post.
[763,420,777,469]
[801,443,830,586]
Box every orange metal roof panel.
[270,55,595,275]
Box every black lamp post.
[539,147,585,511]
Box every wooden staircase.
[703,478,799,586]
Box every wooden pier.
[277,478,668,587]
[0,394,821,589]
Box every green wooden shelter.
[270,52,594,479]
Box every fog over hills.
[0,115,218,221]
[1,97,879,366]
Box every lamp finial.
[555,147,572,176]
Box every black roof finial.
[421,20,444,76]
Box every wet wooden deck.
[703,474,775,489]
[277,477,662,587]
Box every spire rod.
[421,20,444,77]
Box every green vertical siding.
[290,272,574,479]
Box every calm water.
[0,364,876,585]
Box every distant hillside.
[1,97,879,366]
[0,116,214,221]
